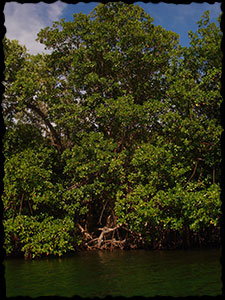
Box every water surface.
[4,248,222,297]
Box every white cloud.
[4,1,67,55]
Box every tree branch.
[26,101,63,152]
[98,200,109,225]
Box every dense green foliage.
[2,3,222,258]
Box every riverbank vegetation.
[2,2,222,259]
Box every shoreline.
[4,242,222,260]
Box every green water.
[4,248,222,297]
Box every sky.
[3,1,222,55]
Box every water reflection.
[5,248,222,297]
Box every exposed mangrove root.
[77,223,134,250]
[77,223,93,240]
[77,222,221,251]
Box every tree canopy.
[2,2,222,258]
